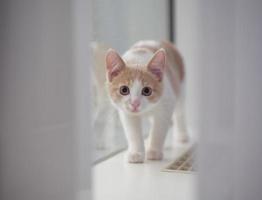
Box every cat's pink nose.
[131,99,140,108]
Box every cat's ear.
[147,48,166,81]
[106,49,125,82]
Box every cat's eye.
[142,87,152,96]
[120,85,130,95]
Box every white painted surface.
[93,144,196,200]
[176,1,262,200]
[0,0,93,199]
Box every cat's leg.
[173,110,189,143]
[173,89,189,143]
[119,111,144,163]
[146,113,171,160]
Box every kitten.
[105,40,188,163]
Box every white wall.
[234,1,262,199]
[0,0,93,200]
[176,0,262,199]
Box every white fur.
[117,75,183,163]
[122,49,153,66]
[110,78,158,116]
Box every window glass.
[92,0,169,162]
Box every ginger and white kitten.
[105,40,188,163]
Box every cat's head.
[105,48,166,115]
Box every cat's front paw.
[146,149,163,160]
[126,152,144,163]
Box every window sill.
[93,142,196,200]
